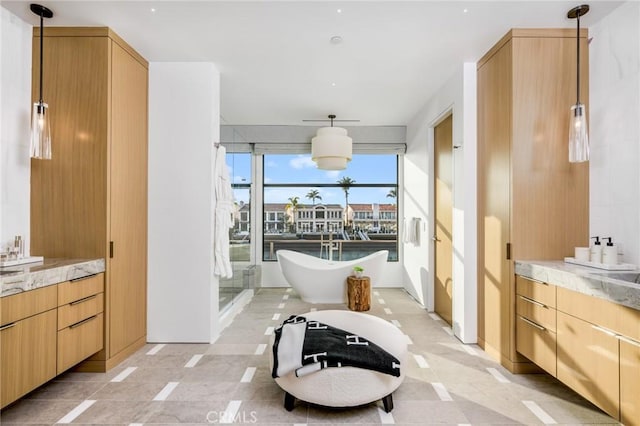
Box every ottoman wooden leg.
[284,392,296,411]
[382,393,394,413]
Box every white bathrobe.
[213,145,234,278]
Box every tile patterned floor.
[0,288,619,425]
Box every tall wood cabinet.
[30,27,148,371]
[477,29,589,372]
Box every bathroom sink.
[591,271,640,284]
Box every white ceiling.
[2,1,623,126]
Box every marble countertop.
[0,258,105,298]
[515,260,640,311]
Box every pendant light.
[30,3,54,160]
[311,115,352,170]
[567,4,590,163]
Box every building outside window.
[262,154,398,261]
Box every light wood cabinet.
[1,288,57,408]
[56,274,105,373]
[515,276,557,375]
[557,310,619,419]
[31,27,148,372]
[477,29,589,373]
[619,336,640,426]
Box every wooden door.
[434,115,453,325]
[108,41,148,357]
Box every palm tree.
[386,188,397,200]
[306,189,322,205]
[337,176,355,228]
[285,196,300,233]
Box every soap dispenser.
[590,236,602,263]
[602,237,618,265]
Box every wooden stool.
[347,276,371,311]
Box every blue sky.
[227,154,397,205]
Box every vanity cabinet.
[515,276,557,376]
[0,286,57,408]
[0,273,105,408]
[31,27,148,371]
[477,29,589,372]
[57,274,105,374]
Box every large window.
[262,154,398,261]
[228,152,251,262]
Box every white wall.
[148,62,221,343]
[403,63,477,343]
[589,1,640,265]
[0,7,32,255]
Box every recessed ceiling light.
[332,82,337,87]
[463,8,468,13]
[330,35,343,45]
[337,8,342,14]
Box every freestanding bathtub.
[276,250,389,303]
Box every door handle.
[432,235,441,242]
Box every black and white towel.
[272,315,401,378]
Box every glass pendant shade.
[30,102,52,159]
[568,103,589,163]
[311,126,352,170]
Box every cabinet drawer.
[557,286,640,341]
[516,295,556,332]
[516,315,557,376]
[516,275,555,308]
[557,311,619,419]
[58,274,104,306]
[620,336,640,426]
[58,292,104,330]
[57,312,104,374]
[1,285,57,326]
[1,308,57,408]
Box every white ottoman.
[270,310,408,412]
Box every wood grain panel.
[58,273,104,305]
[511,35,589,262]
[516,316,557,376]
[515,275,556,308]
[57,312,104,374]
[58,292,104,330]
[619,336,640,426]
[477,29,590,372]
[557,311,620,419]
[557,286,640,341]
[516,296,556,332]
[30,35,109,259]
[1,309,57,408]
[477,38,512,359]
[108,42,148,357]
[1,285,57,325]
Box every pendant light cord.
[38,11,44,105]
[576,13,580,105]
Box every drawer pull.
[69,315,98,329]
[526,277,548,285]
[519,316,546,331]
[0,322,16,331]
[69,294,98,306]
[591,324,617,337]
[70,274,98,282]
[518,295,547,308]
[617,335,640,348]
